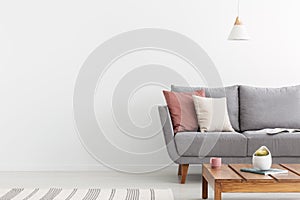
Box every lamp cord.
[237,0,240,17]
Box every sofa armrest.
[158,105,180,162]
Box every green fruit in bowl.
[254,147,269,156]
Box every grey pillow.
[239,85,300,131]
[171,85,239,131]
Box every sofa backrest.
[171,85,240,131]
[239,85,300,131]
[168,85,300,132]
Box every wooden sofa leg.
[178,164,182,176]
[180,164,189,184]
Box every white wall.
[0,0,300,170]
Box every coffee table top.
[203,164,300,183]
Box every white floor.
[0,166,299,200]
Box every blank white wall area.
[1,0,300,170]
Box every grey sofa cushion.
[174,132,247,157]
[171,85,239,131]
[243,131,300,157]
[239,85,300,131]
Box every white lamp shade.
[228,24,250,40]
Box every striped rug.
[0,188,173,200]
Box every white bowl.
[252,146,272,170]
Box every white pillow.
[192,95,234,132]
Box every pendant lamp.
[228,0,250,40]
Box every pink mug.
[210,157,222,168]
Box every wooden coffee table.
[202,164,300,200]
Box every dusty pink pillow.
[163,90,205,134]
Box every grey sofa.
[158,85,300,184]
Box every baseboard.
[0,163,203,173]
[0,164,108,171]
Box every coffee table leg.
[214,182,222,200]
[202,175,208,199]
